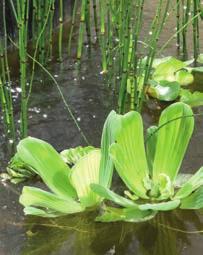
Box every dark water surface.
[1,1,203,254]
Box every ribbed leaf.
[153,102,194,182]
[20,186,84,215]
[180,187,203,209]
[91,184,137,208]
[110,111,149,198]
[99,111,122,188]
[96,207,157,222]
[175,167,203,199]
[70,150,101,207]
[17,137,77,199]
[138,199,180,211]
[23,206,64,217]
[146,125,158,174]
[60,146,95,165]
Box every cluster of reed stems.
[176,0,201,60]
[0,0,202,146]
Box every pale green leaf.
[110,111,150,198]
[95,207,157,222]
[60,146,95,165]
[197,54,203,64]
[180,186,203,209]
[148,80,180,101]
[153,57,187,82]
[175,70,194,86]
[146,126,158,174]
[99,111,122,188]
[70,150,101,207]
[23,206,63,217]
[20,186,84,215]
[91,184,138,208]
[175,167,203,199]
[17,137,77,199]
[180,89,203,107]
[153,102,194,182]
[138,199,180,211]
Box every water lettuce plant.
[7,102,203,222]
[15,111,121,217]
[91,102,203,222]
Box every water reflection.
[10,210,201,255]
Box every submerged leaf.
[70,150,101,207]
[110,111,149,198]
[60,146,95,165]
[180,186,203,209]
[96,207,157,222]
[153,102,194,182]
[17,137,77,199]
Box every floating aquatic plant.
[91,102,203,222]
[9,102,203,222]
[14,110,121,217]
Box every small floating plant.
[6,102,203,222]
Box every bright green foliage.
[152,102,194,182]
[17,110,120,217]
[0,153,36,184]
[70,150,101,207]
[147,57,197,102]
[92,102,203,222]
[180,89,203,107]
[109,111,150,198]
[60,146,95,165]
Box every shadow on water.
[1,1,203,254]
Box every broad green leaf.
[153,57,187,82]
[91,184,138,208]
[99,111,122,188]
[60,146,95,165]
[180,186,203,209]
[17,137,77,199]
[152,56,172,68]
[146,125,158,174]
[20,186,84,215]
[175,70,194,86]
[180,89,203,107]
[110,111,149,198]
[175,167,203,199]
[95,207,157,222]
[153,102,194,182]
[70,150,101,207]
[174,173,193,188]
[138,199,180,211]
[148,80,180,101]
[191,67,203,73]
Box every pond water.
[1,1,203,254]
